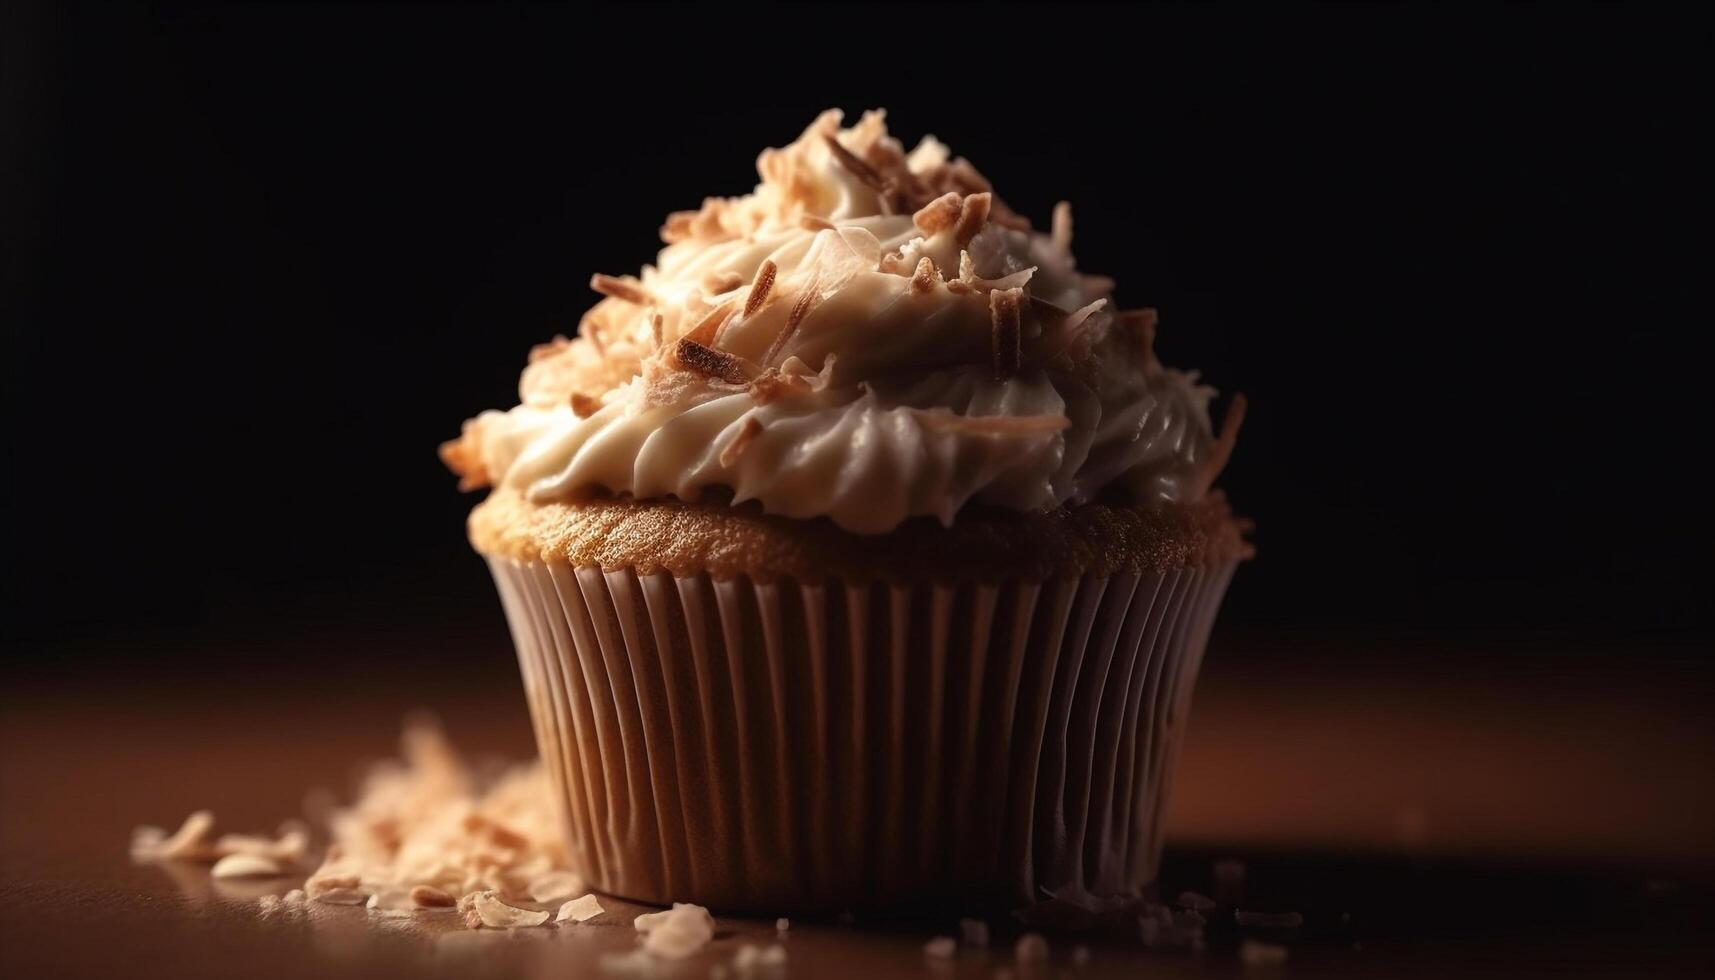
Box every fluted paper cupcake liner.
[488,557,1236,913]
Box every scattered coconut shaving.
[411,884,457,909]
[467,890,549,929]
[131,719,574,928]
[912,192,962,235]
[589,273,649,306]
[301,720,566,907]
[924,936,957,959]
[210,853,286,879]
[556,893,605,924]
[635,902,717,958]
[953,192,993,246]
[570,392,601,418]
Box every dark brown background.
[2,3,1712,978]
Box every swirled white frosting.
[445,110,1233,534]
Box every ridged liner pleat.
[488,559,1237,913]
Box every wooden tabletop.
[2,632,1711,978]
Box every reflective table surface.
[3,631,1710,978]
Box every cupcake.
[442,110,1249,913]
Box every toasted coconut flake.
[954,192,992,246]
[748,367,812,405]
[683,300,736,347]
[675,338,756,386]
[1080,273,1117,298]
[701,270,745,295]
[822,133,886,192]
[471,891,549,929]
[650,313,664,351]
[439,424,490,492]
[577,309,608,357]
[910,256,941,294]
[526,870,585,904]
[283,889,307,906]
[719,416,764,468]
[305,873,361,899]
[527,335,571,363]
[555,893,605,924]
[661,211,696,243]
[973,266,1036,292]
[636,903,716,959]
[570,392,601,419]
[1196,393,1247,494]
[1118,308,1159,356]
[366,889,418,914]
[989,287,1023,378]
[761,269,821,367]
[211,853,285,879]
[129,825,166,861]
[589,273,648,305]
[1051,200,1073,251]
[214,829,309,866]
[467,814,530,852]
[912,192,963,235]
[1028,297,1107,365]
[315,887,369,906]
[742,260,778,319]
[411,885,458,909]
[914,409,1070,435]
[798,215,837,232]
[137,810,216,861]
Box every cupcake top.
[443,110,1242,535]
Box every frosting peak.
[443,110,1240,534]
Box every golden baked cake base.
[470,487,1250,585]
